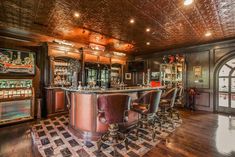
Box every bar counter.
[63,86,165,94]
[64,86,165,141]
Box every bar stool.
[97,94,131,155]
[175,86,184,107]
[159,87,178,128]
[131,90,162,141]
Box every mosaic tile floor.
[31,115,182,157]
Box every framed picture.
[125,73,131,80]
[193,66,202,78]
[0,48,36,75]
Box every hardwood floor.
[0,110,235,157]
[146,110,235,157]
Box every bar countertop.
[62,86,165,94]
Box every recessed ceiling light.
[146,42,150,45]
[184,0,193,6]
[205,32,212,37]
[146,28,151,32]
[74,12,80,18]
[95,36,100,41]
[130,19,135,24]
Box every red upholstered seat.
[131,90,162,115]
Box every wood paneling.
[99,56,110,64]
[213,47,235,63]
[195,92,210,107]
[186,50,210,89]
[111,58,126,65]
[48,49,81,60]
[84,54,99,63]
[140,39,235,112]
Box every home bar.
[0,0,235,157]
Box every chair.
[159,88,178,127]
[97,94,131,155]
[175,86,184,107]
[131,90,162,140]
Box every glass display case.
[52,59,80,87]
[111,64,122,87]
[160,63,183,87]
[86,68,97,83]
[0,79,34,125]
[85,63,110,88]
[99,69,110,87]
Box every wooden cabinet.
[46,88,67,116]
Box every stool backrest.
[137,90,162,114]
[162,88,178,108]
[98,94,131,124]
[177,86,183,98]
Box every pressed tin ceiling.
[0,0,235,55]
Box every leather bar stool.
[97,94,131,155]
[131,90,162,141]
[159,87,178,128]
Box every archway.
[216,57,235,113]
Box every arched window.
[218,58,235,110]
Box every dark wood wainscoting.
[136,39,235,112]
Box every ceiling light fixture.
[53,39,74,47]
[146,42,150,45]
[184,0,193,6]
[74,12,80,18]
[146,28,151,32]
[130,19,135,24]
[205,32,212,37]
[113,51,126,57]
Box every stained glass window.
[219,78,229,92]
[226,58,235,68]
[231,94,235,108]
[218,93,229,107]
[218,58,235,110]
[232,78,235,92]
[219,65,231,77]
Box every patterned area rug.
[31,115,182,157]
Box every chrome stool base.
[97,124,128,156]
[135,114,162,141]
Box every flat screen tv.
[128,61,145,72]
